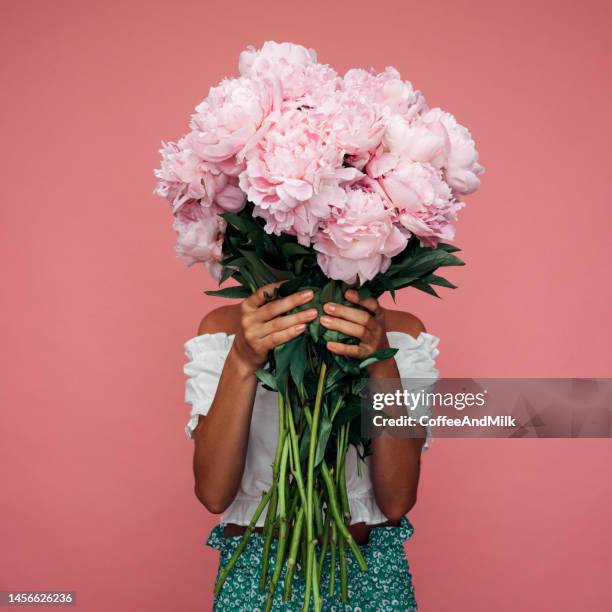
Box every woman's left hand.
[320,289,390,361]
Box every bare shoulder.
[197,304,241,336]
[383,308,427,340]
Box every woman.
[184,281,440,610]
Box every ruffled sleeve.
[388,331,441,451]
[183,332,235,439]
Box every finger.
[260,309,318,336]
[344,289,380,315]
[320,315,367,340]
[326,341,365,358]
[257,289,314,321]
[322,302,371,326]
[264,324,307,349]
[244,281,287,310]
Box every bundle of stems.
[206,207,464,609]
[213,362,368,611]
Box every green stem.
[330,394,343,421]
[258,488,278,592]
[338,426,350,523]
[286,394,307,509]
[329,523,337,597]
[264,437,290,612]
[320,463,368,572]
[314,489,324,538]
[214,488,273,596]
[312,540,321,611]
[303,362,327,612]
[259,393,287,591]
[339,538,348,603]
[317,510,331,585]
[282,506,305,601]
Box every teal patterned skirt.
[207,517,418,611]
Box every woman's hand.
[320,289,394,375]
[232,281,318,372]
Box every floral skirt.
[206,517,418,611]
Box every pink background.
[2,0,611,610]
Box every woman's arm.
[192,283,318,514]
[367,356,425,522]
[320,291,425,522]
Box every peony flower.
[154,139,246,213]
[314,188,407,284]
[154,140,206,209]
[188,76,275,164]
[383,109,485,195]
[154,41,484,285]
[375,160,464,247]
[239,40,339,105]
[342,67,427,121]
[172,200,226,277]
[238,106,344,244]
[315,89,387,170]
[239,41,317,77]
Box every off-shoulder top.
[183,331,440,527]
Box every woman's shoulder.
[383,308,427,340]
[197,304,241,336]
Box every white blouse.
[183,330,440,527]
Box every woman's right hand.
[232,282,318,371]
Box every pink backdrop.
[2,0,611,610]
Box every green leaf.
[314,414,332,467]
[437,242,462,253]
[241,250,278,284]
[410,250,464,273]
[255,369,278,390]
[281,243,312,256]
[221,212,261,233]
[320,280,338,305]
[219,266,235,284]
[333,397,362,428]
[289,335,308,386]
[390,275,420,290]
[332,353,360,375]
[424,274,457,289]
[394,249,464,279]
[274,335,303,380]
[204,285,251,299]
[357,286,372,301]
[358,347,398,369]
[411,279,440,297]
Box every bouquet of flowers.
[154,41,483,611]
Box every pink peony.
[239,41,339,105]
[238,106,344,244]
[188,76,275,164]
[154,41,484,285]
[239,41,317,77]
[154,140,205,209]
[172,200,226,277]
[342,67,427,121]
[375,160,464,247]
[314,188,407,284]
[154,139,245,213]
[315,89,387,170]
[383,109,485,195]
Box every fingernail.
[296,324,306,332]
[325,303,336,312]
[306,309,318,318]
[301,290,313,299]
[320,316,332,325]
